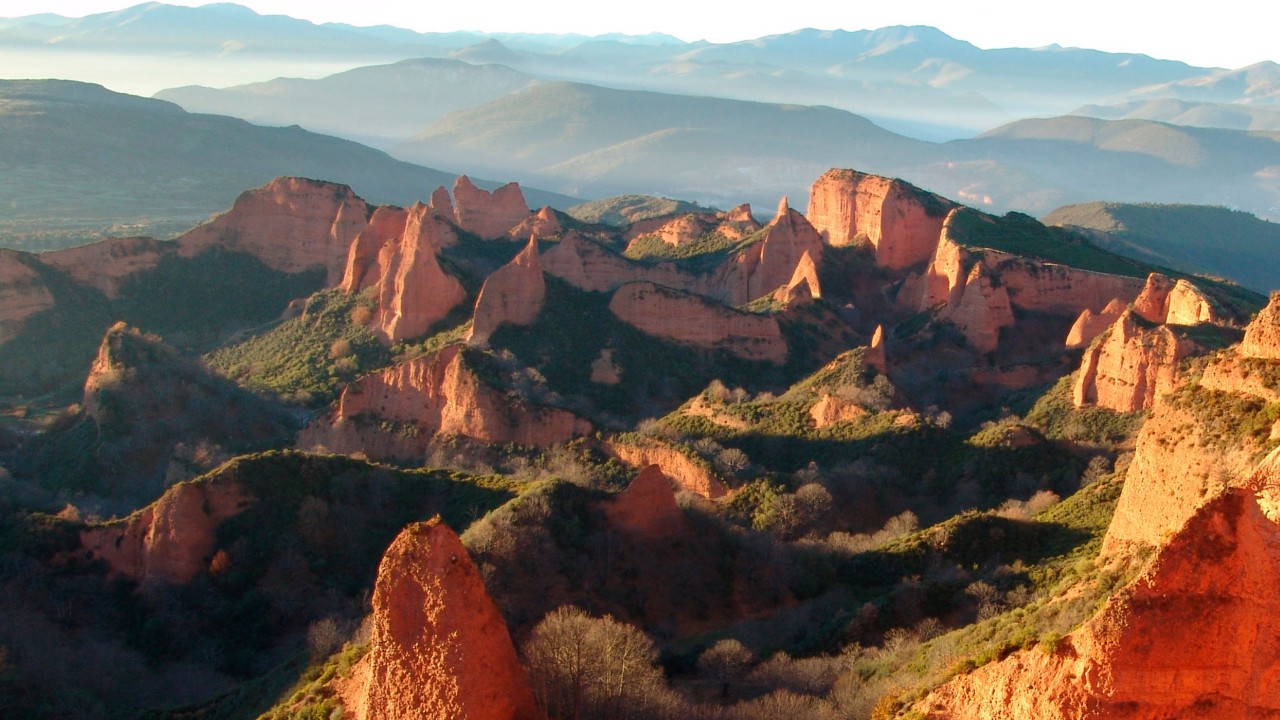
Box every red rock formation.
[981,254,1144,316]
[1241,292,1280,360]
[429,185,454,218]
[605,440,729,499]
[364,204,467,343]
[1072,310,1197,412]
[1131,272,1175,323]
[603,465,687,540]
[589,348,622,385]
[317,345,590,455]
[177,177,371,285]
[40,236,171,298]
[467,236,546,345]
[347,518,539,720]
[80,477,252,585]
[509,206,563,240]
[341,206,411,293]
[941,263,1014,354]
[772,249,822,304]
[622,204,760,250]
[608,282,787,363]
[1166,278,1219,325]
[730,197,824,303]
[1064,298,1125,348]
[919,458,1280,719]
[806,168,954,269]
[809,394,867,428]
[451,176,531,240]
[0,249,55,346]
[866,325,887,374]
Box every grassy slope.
[1044,201,1280,292]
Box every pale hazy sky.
[0,0,1274,69]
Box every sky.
[0,0,1275,69]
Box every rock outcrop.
[806,168,954,269]
[342,203,466,344]
[608,282,787,363]
[0,250,55,346]
[866,325,887,374]
[589,348,622,385]
[623,204,760,250]
[451,176,531,240]
[346,518,540,720]
[1166,278,1220,325]
[80,477,252,585]
[1064,298,1126,348]
[943,263,1014,355]
[315,345,590,456]
[605,440,729,499]
[1242,292,1280,360]
[729,197,825,304]
[772,249,822,304]
[509,206,563,240]
[1131,272,1176,324]
[178,177,371,285]
[809,394,867,428]
[603,465,686,540]
[918,451,1280,719]
[467,236,545,345]
[40,236,170,298]
[1072,310,1198,412]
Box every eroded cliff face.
[919,454,1280,720]
[603,465,687,540]
[341,203,467,344]
[0,249,55,346]
[467,236,546,345]
[40,236,171,298]
[177,177,371,285]
[605,439,729,499]
[623,204,760,251]
[80,477,252,585]
[345,518,540,720]
[1072,310,1200,413]
[509,206,564,240]
[313,345,590,457]
[451,176,531,240]
[1065,298,1126,348]
[1242,292,1280,360]
[607,282,787,363]
[806,168,954,269]
[895,214,1146,355]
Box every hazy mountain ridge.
[0,79,575,250]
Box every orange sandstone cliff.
[467,235,546,345]
[80,476,252,585]
[605,439,729,499]
[917,449,1280,720]
[309,344,590,457]
[177,177,372,285]
[344,518,540,720]
[1071,310,1200,413]
[806,168,954,268]
[607,281,787,363]
[40,236,172,298]
[451,176,532,240]
[603,465,687,541]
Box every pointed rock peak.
[775,195,790,221]
[514,234,541,269]
[867,324,887,374]
[727,203,754,224]
[605,465,686,540]
[452,177,531,239]
[1243,291,1280,360]
[358,517,540,720]
[1103,297,1128,315]
[428,185,453,215]
[1133,272,1175,324]
[775,249,822,304]
[536,206,557,221]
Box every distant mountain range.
[0,79,575,250]
[1,3,1239,138]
